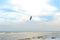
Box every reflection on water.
[0,32,60,40]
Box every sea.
[0,32,60,40]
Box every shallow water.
[0,32,60,40]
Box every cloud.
[47,12,60,26]
[0,0,56,24]
[0,0,60,31]
[9,12,60,31]
[8,0,57,16]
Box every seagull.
[30,16,32,20]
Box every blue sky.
[0,0,60,31]
[51,0,60,9]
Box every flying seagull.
[30,16,32,20]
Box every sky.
[0,0,60,31]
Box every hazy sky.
[0,0,60,31]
